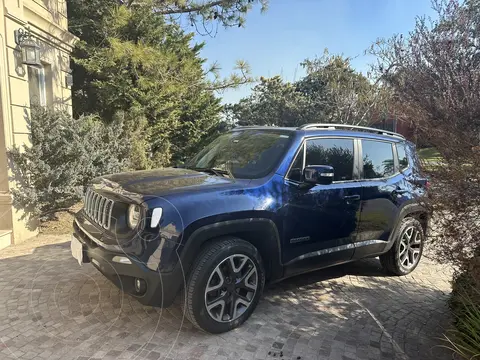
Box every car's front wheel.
[182,237,265,333]
[380,217,425,275]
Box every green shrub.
[8,106,130,219]
[445,267,480,359]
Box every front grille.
[84,188,114,229]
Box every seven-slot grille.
[84,189,114,229]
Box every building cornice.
[5,5,78,53]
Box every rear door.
[354,138,405,258]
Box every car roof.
[231,125,405,143]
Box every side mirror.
[303,165,334,185]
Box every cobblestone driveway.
[0,236,454,360]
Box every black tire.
[182,237,265,333]
[380,217,424,275]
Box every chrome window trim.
[284,135,410,184]
[302,140,306,170]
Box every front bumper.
[72,219,184,307]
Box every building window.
[28,64,52,107]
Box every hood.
[91,168,244,200]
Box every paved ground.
[0,235,454,360]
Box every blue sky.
[189,0,436,104]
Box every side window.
[306,138,354,181]
[361,140,395,179]
[396,142,409,170]
[287,145,304,182]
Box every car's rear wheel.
[182,237,265,333]
[380,217,424,275]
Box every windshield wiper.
[189,167,233,178]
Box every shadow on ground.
[0,241,453,360]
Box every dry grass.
[38,203,82,235]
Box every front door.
[282,137,362,272]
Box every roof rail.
[297,123,405,139]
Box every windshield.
[185,130,293,179]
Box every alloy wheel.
[399,225,422,269]
[204,254,258,323]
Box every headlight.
[127,204,141,229]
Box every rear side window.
[396,143,409,170]
[361,140,394,179]
[305,138,354,181]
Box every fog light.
[112,256,132,264]
[134,278,147,295]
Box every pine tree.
[68,0,258,167]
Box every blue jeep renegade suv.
[72,123,429,333]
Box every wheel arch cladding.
[402,208,429,234]
[384,203,428,253]
[181,218,283,282]
[415,212,429,234]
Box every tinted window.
[186,130,293,179]
[306,138,354,181]
[396,143,409,170]
[362,140,394,179]
[287,145,304,182]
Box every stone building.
[0,0,76,247]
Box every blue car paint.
[74,127,427,307]
[110,131,419,270]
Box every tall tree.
[225,76,313,127]
[227,51,389,127]
[370,0,480,149]
[370,3,480,355]
[127,0,268,33]
[67,0,262,167]
[299,50,389,125]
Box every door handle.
[393,188,408,195]
[343,195,360,201]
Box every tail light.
[426,180,431,190]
